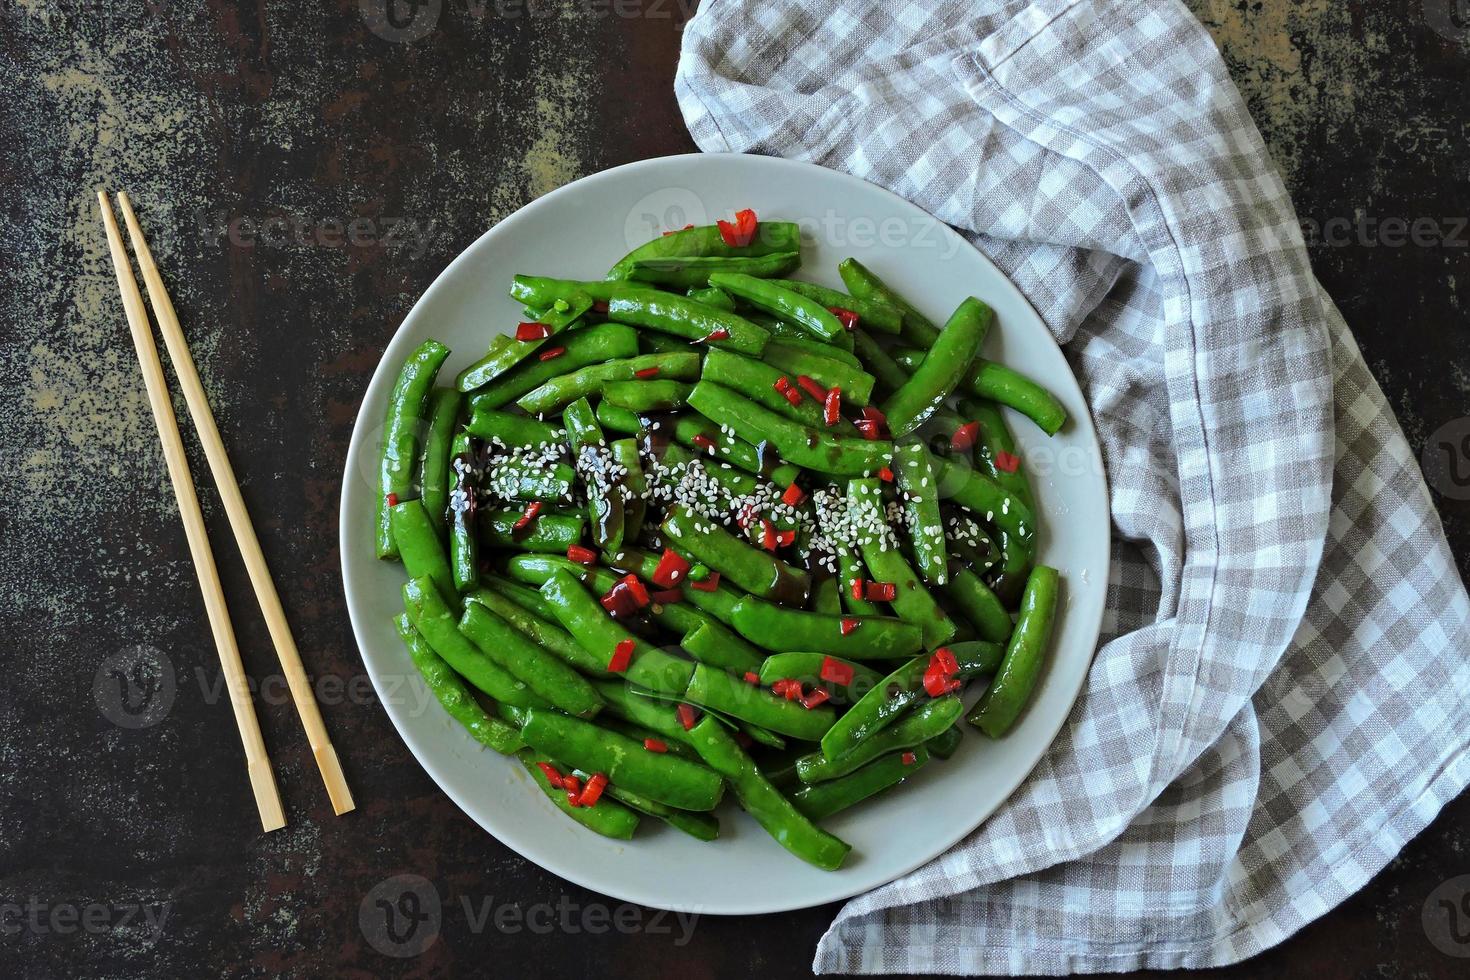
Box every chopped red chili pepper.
[901,751,917,766]
[934,646,959,676]
[607,638,636,673]
[650,588,684,604]
[651,548,691,587]
[743,671,760,685]
[599,574,651,618]
[578,772,608,807]
[951,421,980,453]
[385,492,399,507]
[538,346,566,361]
[850,577,865,601]
[691,433,717,453]
[692,328,731,344]
[859,405,890,435]
[819,656,854,686]
[800,687,831,710]
[535,762,564,788]
[865,580,897,602]
[516,321,550,341]
[716,208,757,247]
[560,774,582,797]
[566,544,597,565]
[770,678,796,697]
[823,387,842,426]
[774,529,796,548]
[643,738,668,753]
[781,483,807,508]
[512,501,543,533]
[591,300,609,313]
[922,657,962,697]
[783,387,803,407]
[688,571,721,592]
[796,375,827,402]
[995,450,1021,473]
[828,307,859,331]
[736,503,758,528]
[622,574,650,606]
[877,466,894,482]
[565,789,582,807]
[634,366,662,379]
[760,518,778,552]
[840,617,861,636]
[773,376,792,394]
[676,703,699,730]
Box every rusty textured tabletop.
[3,2,1468,977]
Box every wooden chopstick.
[114,192,355,816]
[98,190,287,833]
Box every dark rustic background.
[3,1,1468,977]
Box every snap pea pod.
[686,716,850,871]
[749,314,857,353]
[891,348,1067,436]
[851,328,911,396]
[893,442,947,584]
[483,457,576,504]
[757,652,886,701]
[466,585,611,677]
[538,569,695,695]
[932,457,1036,553]
[820,641,1003,761]
[671,414,803,488]
[592,680,702,750]
[606,288,770,355]
[454,293,593,391]
[662,504,810,606]
[466,323,638,406]
[516,749,640,839]
[564,397,625,552]
[836,257,942,348]
[957,398,1035,513]
[811,575,842,615]
[465,406,563,449]
[653,443,804,530]
[730,597,923,659]
[707,272,845,342]
[686,285,736,312]
[836,548,882,617]
[701,349,856,434]
[628,251,800,289]
[603,379,694,412]
[761,342,875,406]
[768,280,904,334]
[478,572,559,619]
[684,663,836,741]
[417,387,460,535]
[605,221,803,279]
[687,381,893,478]
[678,619,766,675]
[390,499,456,600]
[402,577,548,709]
[476,508,585,553]
[458,603,605,718]
[517,352,701,415]
[596,717,702,761]
[610,438,647,541]
[520,708,725,811]
[447,436,478,591]
[596,401,643,435]
[880,297,993,438]
[639,331,695,354]
[986,527,1033,610]
[758,331,861,364]
[569,767,720,841]
[395,613,524,754]
[968,565,1059,737]
[376,339,451,558]
[849,478,956,649]
[606,547,745,626]
[927,723,964,759]
[796,694,963,783]
[939,563,1013,644]
[791,745,931,821]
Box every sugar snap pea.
[569,767,720,841]
[455,292,592,392]
[881,297,992,437]
[893,442,947,584]
[837,257,942,348]
[390,499,456,600]
[606,221,802,280]
[395,613,523,754]
[796,694,963,783]
[466,323,638,405]
[458,603,605,718]
[466,585,611,677]
[516,352,701,415]
[629,251,800,289]
[446,434,478,591]
[564,397,625,551]
[730,597,923,660]
[418,387,460,535]
[892,348,1067,436]
[761,343,874,406]
[603,379,694,412]
[609,438,647,540]
[684,663,836,741]
[662,504,810,605]
[768,279,904,334]
[939,564,1013,643]
[968,565,1059,737]
[477,507,585,553]
[516,749,640,839]
[402,576,547,709]
[465,405,563,449]
[701,349,856,434]
[377,339,450,558]
[686,285,736,312]
[707,272,845,342]
[538,569,695,695]
[791,746,930,821]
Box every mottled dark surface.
[2,2,1467,977]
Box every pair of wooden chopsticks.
[98,190,354,832]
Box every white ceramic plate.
[340,153,1108,915]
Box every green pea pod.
[596,402,643,435]
[520,709,725,811]
[465,406,563,449]
[670,415,803,488]
[478,573,559,619]
[957,398,1036,513]
[796,695,963,783]
[851,328,911,397]
[729,597,923,660]
[538,569,695,695]
[516,352,701,415]
[837,257,942,349]
[662,504,810,606]
[417,387,460,535]
[467,323,638,405]
[939,563,1013,644]
[603,379,694,412]
[686,285,737,312]
[390,499,456,601]
[791,745,930,821]
[811,575,842,615]
[476,508,586,553]
[569,767,720,841]
[629,251,801,289]
[446,435,478,592]
[757,652,886,702]
[605,288,769,355]
[686,717,850,871]
[394,613,523,754]
[465,585,611,677]
[836,548,882,617]
[926,723,964,759]
[893,441,947,584]
[377,339,451,558]
[592,680,701,750]
[610,439,647,541]
[607,547,745,627]
[401,576,548,709]
[880,297,992,438]
[605,221,803,279]
[891,348,1067,436]
[701,349,857,434]
[932,457,1036,554]
[707,272,845,342]
[684,664,836,742]
[759,333,862,366]
[563,397,625,552]
[454,292,593,391]
[516,749,640,839]
[968,565,1060,737]
[761,342,875,406]
[768,279,904,334]
[679,619,766,675]
[848,479,956,650]
[484,458,576,504]
[457,603,605,718]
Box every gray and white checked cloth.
[677,0,1470,972]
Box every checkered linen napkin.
[676,0,1470,972]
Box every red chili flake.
[840,617,861,636]
[877,466,894,482]
[923,657,963,697]
[536,762,564,788]
[689,571,721,592]
[995,450,1021,473]
[781,483,807,508]
[736,503,758,528]
[578,772,608,807]
[760,519,778,552]
[643,738,668,753]
[385,492,399,507]
[561,774,582,797]
[770,678,796,697]
[662,223,696,237]
[951,421,981,453]
[819,656,854,687]
[591,300,610,313]
[800,688,831,710]
[743,671,761,685]
[634,366,661,379]
[901,751,917,766]
[855,406,890,440]
[512,500,543,533]
[934,646,959,676]
[796,375,828,402]
[607,638,636,673]
[850,578,865,601]
[855,419,883,440]
[651,588,684,604]
[599,574,651,618]
[566,544,597,565]
[676,703,699,730]
[538,346,566,361]
[773,376,792,394]
[865,580,897,602]
[716,208,758,247]
[691,433,717,453]
[651,548,691,587]
[860,405,890,434]
[692,328,731,344]
[828,307,859,331]
[565,789,582,807]
[621,574,650,607]
[783,387,804,407]
[775,529,796,548]
[823,387,842,426]
[516,321,551,341]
